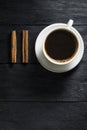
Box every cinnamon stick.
[22,30,28,63]
[22,30,25,63]
[11,30,17,63]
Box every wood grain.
[0,26,86,101]
[0,102,87,130]
[0,0,87,129]
[0,25,86,63]
[0,0,86,25]
[0,62,86,101]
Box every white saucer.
[35,24,84,73]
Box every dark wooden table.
[0,0,87,129]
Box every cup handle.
[67,19,74,28]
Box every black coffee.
[45,29,78,62]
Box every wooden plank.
[0,102,87,129]
[0,61,87,101]
[0,0,86,10]
[0,0,87,129]
[0,25,86,63]
[0,0,86,25]
[0,24,86,101]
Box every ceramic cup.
[35,19,84,73]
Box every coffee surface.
[45,29,78,61]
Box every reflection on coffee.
[45,29,78,62]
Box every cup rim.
[43,26,80,65]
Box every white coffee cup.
[35,19,84,73]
